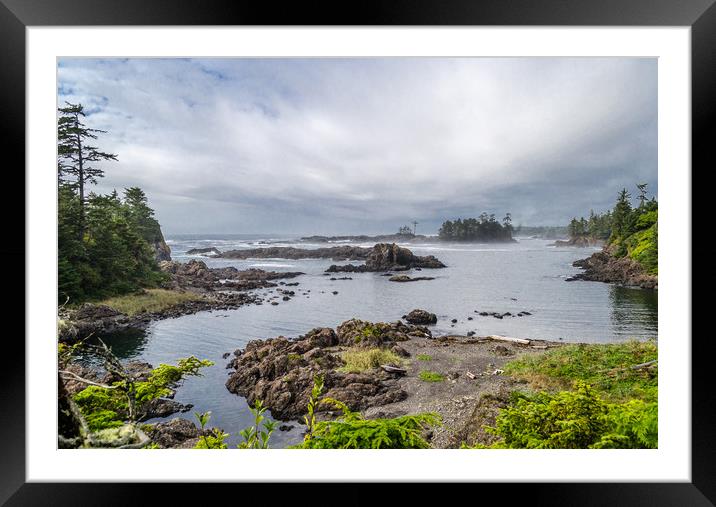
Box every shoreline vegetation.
[56,103,657,450]
[562,185,658,290]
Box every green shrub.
[194,411,229,449]
[419,370,445,382]
[294,397,440,449]
[73,356,213,431]
[292,375,441,449]
[473,381,657,449]
[237,400,277,449]
[338,347,403,373]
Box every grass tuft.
[99,289,201,316]
[416,354,432,361]
[419,370,445,382]
[338,347,403,373]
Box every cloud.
[57,57,657,234]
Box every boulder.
[404,309,438,325]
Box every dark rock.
[404,309,438,325]
[326,243,446,273]
[467,331,476,337]
[390,345,411,358]
[147,418,202,448]
[225,320,416,420]
[332,291,339,295]
[570,250,657,289]
[388,275,435,282]
[451,318,458,323]
[186,247,221,256]
[279,424,295,432]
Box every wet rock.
[326,243,446,273]
[571,250,657,289]
[388,275,435,282]
[186,247,221,256]
[225,320,412,420]
[404,309,438,325]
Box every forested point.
[57,102,168,303]
[569,184,658,275]
[438,213,514,242]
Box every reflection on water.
[609,285,658,340]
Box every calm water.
[96,235,657,447]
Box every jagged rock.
[186,247,221,256]
[571,251,657,289]
[326,243,446,273]
[147,418,203,448]
[404,309,438,325]
[336,319,431,346]
[224,320,425,420]
[159,259,304,292]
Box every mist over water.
[97,235,657,447]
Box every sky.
[57,58,657,236]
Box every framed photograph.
[6,0,711,503]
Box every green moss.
[416,354,432,361]
[419,370,445,382]
[287,353,302,361]
[72,356,213,431]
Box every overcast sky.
[57,58,657,236]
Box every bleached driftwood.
[487,335,531,345]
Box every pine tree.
[57,102,118,236]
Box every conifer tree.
[57,102,118,236]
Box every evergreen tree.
[57,102,118,236]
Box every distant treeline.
[438,213,513,242]
[570,184,658,274]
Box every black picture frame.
[4,0,710,504]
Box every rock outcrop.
[403,309,438,325]
[159,259,304,292]
[326,243,446,273]
[186,247,221,256]
[225,320,432,420]
[389,275,435,282]
[567,251,657,289]
[218,245,369,261]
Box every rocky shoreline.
[58,259,307,343]
[223,313,560,448]
[567,251,657,289]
